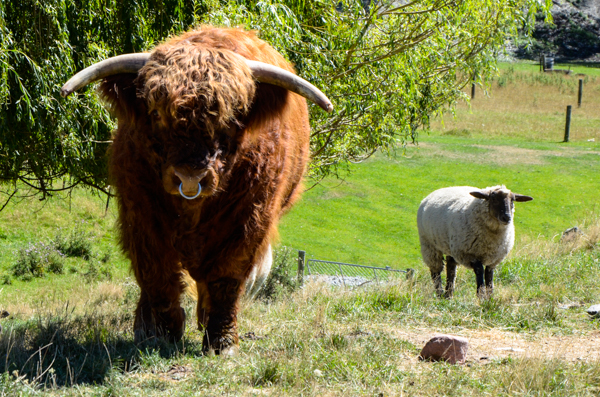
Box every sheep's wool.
[417,185,515,273]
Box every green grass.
[279,135,600,267]
[1,63,600,395]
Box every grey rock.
[587,304,600,318]
[561,227,583,242]
[419,334,469,365]
[0,310,8,334]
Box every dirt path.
[414,142,600,167]
[392,327,600,363]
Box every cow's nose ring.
[179,183,202,200]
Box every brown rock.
[419,334,468,364]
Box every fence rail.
[297,250,414,287]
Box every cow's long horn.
[245,60,333,113]
[61,53,333,113]
[60,53,151,98]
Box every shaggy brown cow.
[61,26,332,354]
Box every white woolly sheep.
[417,185,533,298]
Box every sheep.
[417,185,533,298]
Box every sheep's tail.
[181,270,198,301]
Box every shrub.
[53,222,94,259]
[11,242,65,280]
[83,258,113,283]
[255,246,299,302]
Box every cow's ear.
[98,74,142,120]
[241,84,289,142]
[470,191,489,200]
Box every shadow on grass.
[0,307,203,387]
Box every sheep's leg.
[430,271,444,297]
[422,243,444,297]
[444,256,457,298]
[484,266,494,296]
[472,261,486,298]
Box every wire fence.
[297,251,414,287]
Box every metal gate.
[297,251,414,286]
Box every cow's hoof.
[205,344,239,357]
[164,307,186,343]
[136,307,186,344]
[203,333,239,356]
[134,328,158,345]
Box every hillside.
[516,0,600,61]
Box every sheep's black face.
[488,191,513,225]
[471,188,533,226]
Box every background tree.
[0,0,550,206]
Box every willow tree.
[0,0,549,206]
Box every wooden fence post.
[564,105,572,142]
[297,250,306,285]
[578,79,583,108]
[542,55,546,71]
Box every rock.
[419,334,468,365]
[561,226,583,242]
[587,304,600,318]
[240,331,267,341]
[1,310,10,333]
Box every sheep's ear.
[514,194,533,202]
[470,191,489,200]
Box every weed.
[251,362,280,386]
[11,242,64,280]
[83,258,113,283]
[255,246,299,302]
[53,222,94,259]
[328,333,348,350]
[443,128,471,137]
[99,251,111,263]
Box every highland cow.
[61,26,332,355]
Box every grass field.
[1,63,600,395]
[279,62,600,267]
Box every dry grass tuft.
[515,216,600,260]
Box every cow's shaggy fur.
[99,27,311,354]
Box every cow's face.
[136,42,256,202]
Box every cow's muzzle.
[163,165,215,200]
[179,182,202,200]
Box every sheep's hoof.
[477,288,493,300]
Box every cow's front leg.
[133,271,186,344]
[203,277,242,355]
